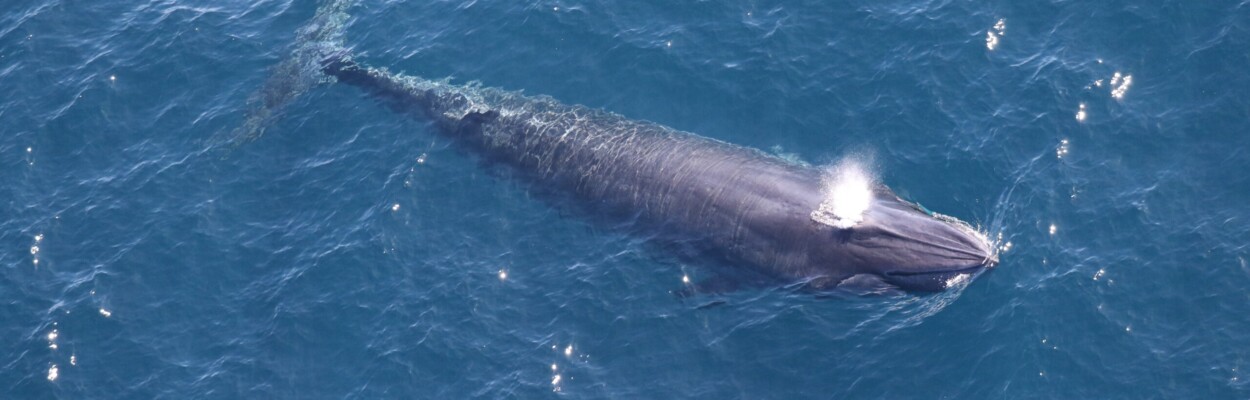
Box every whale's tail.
[221,0,356,147]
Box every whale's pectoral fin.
[795,276,841,291]
[835,273,903,295]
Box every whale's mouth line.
[884,264,986,277]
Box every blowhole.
[811,158,875,229]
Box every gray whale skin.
[318,55,998,293]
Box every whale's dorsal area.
[236,1,999,294]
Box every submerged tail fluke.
[223,0,356,147]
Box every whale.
[238,1,998,292]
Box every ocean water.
[4,0,1250,398]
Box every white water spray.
[811,159,874,229]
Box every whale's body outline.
[238,1,999,292]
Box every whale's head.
[814,186,998,292]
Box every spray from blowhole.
[811,158,876,229]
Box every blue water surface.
[3,0,1250,398]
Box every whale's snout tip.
[985,249,1000,269]
[859,201,1000,292]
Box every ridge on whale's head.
[811,182,998,292]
